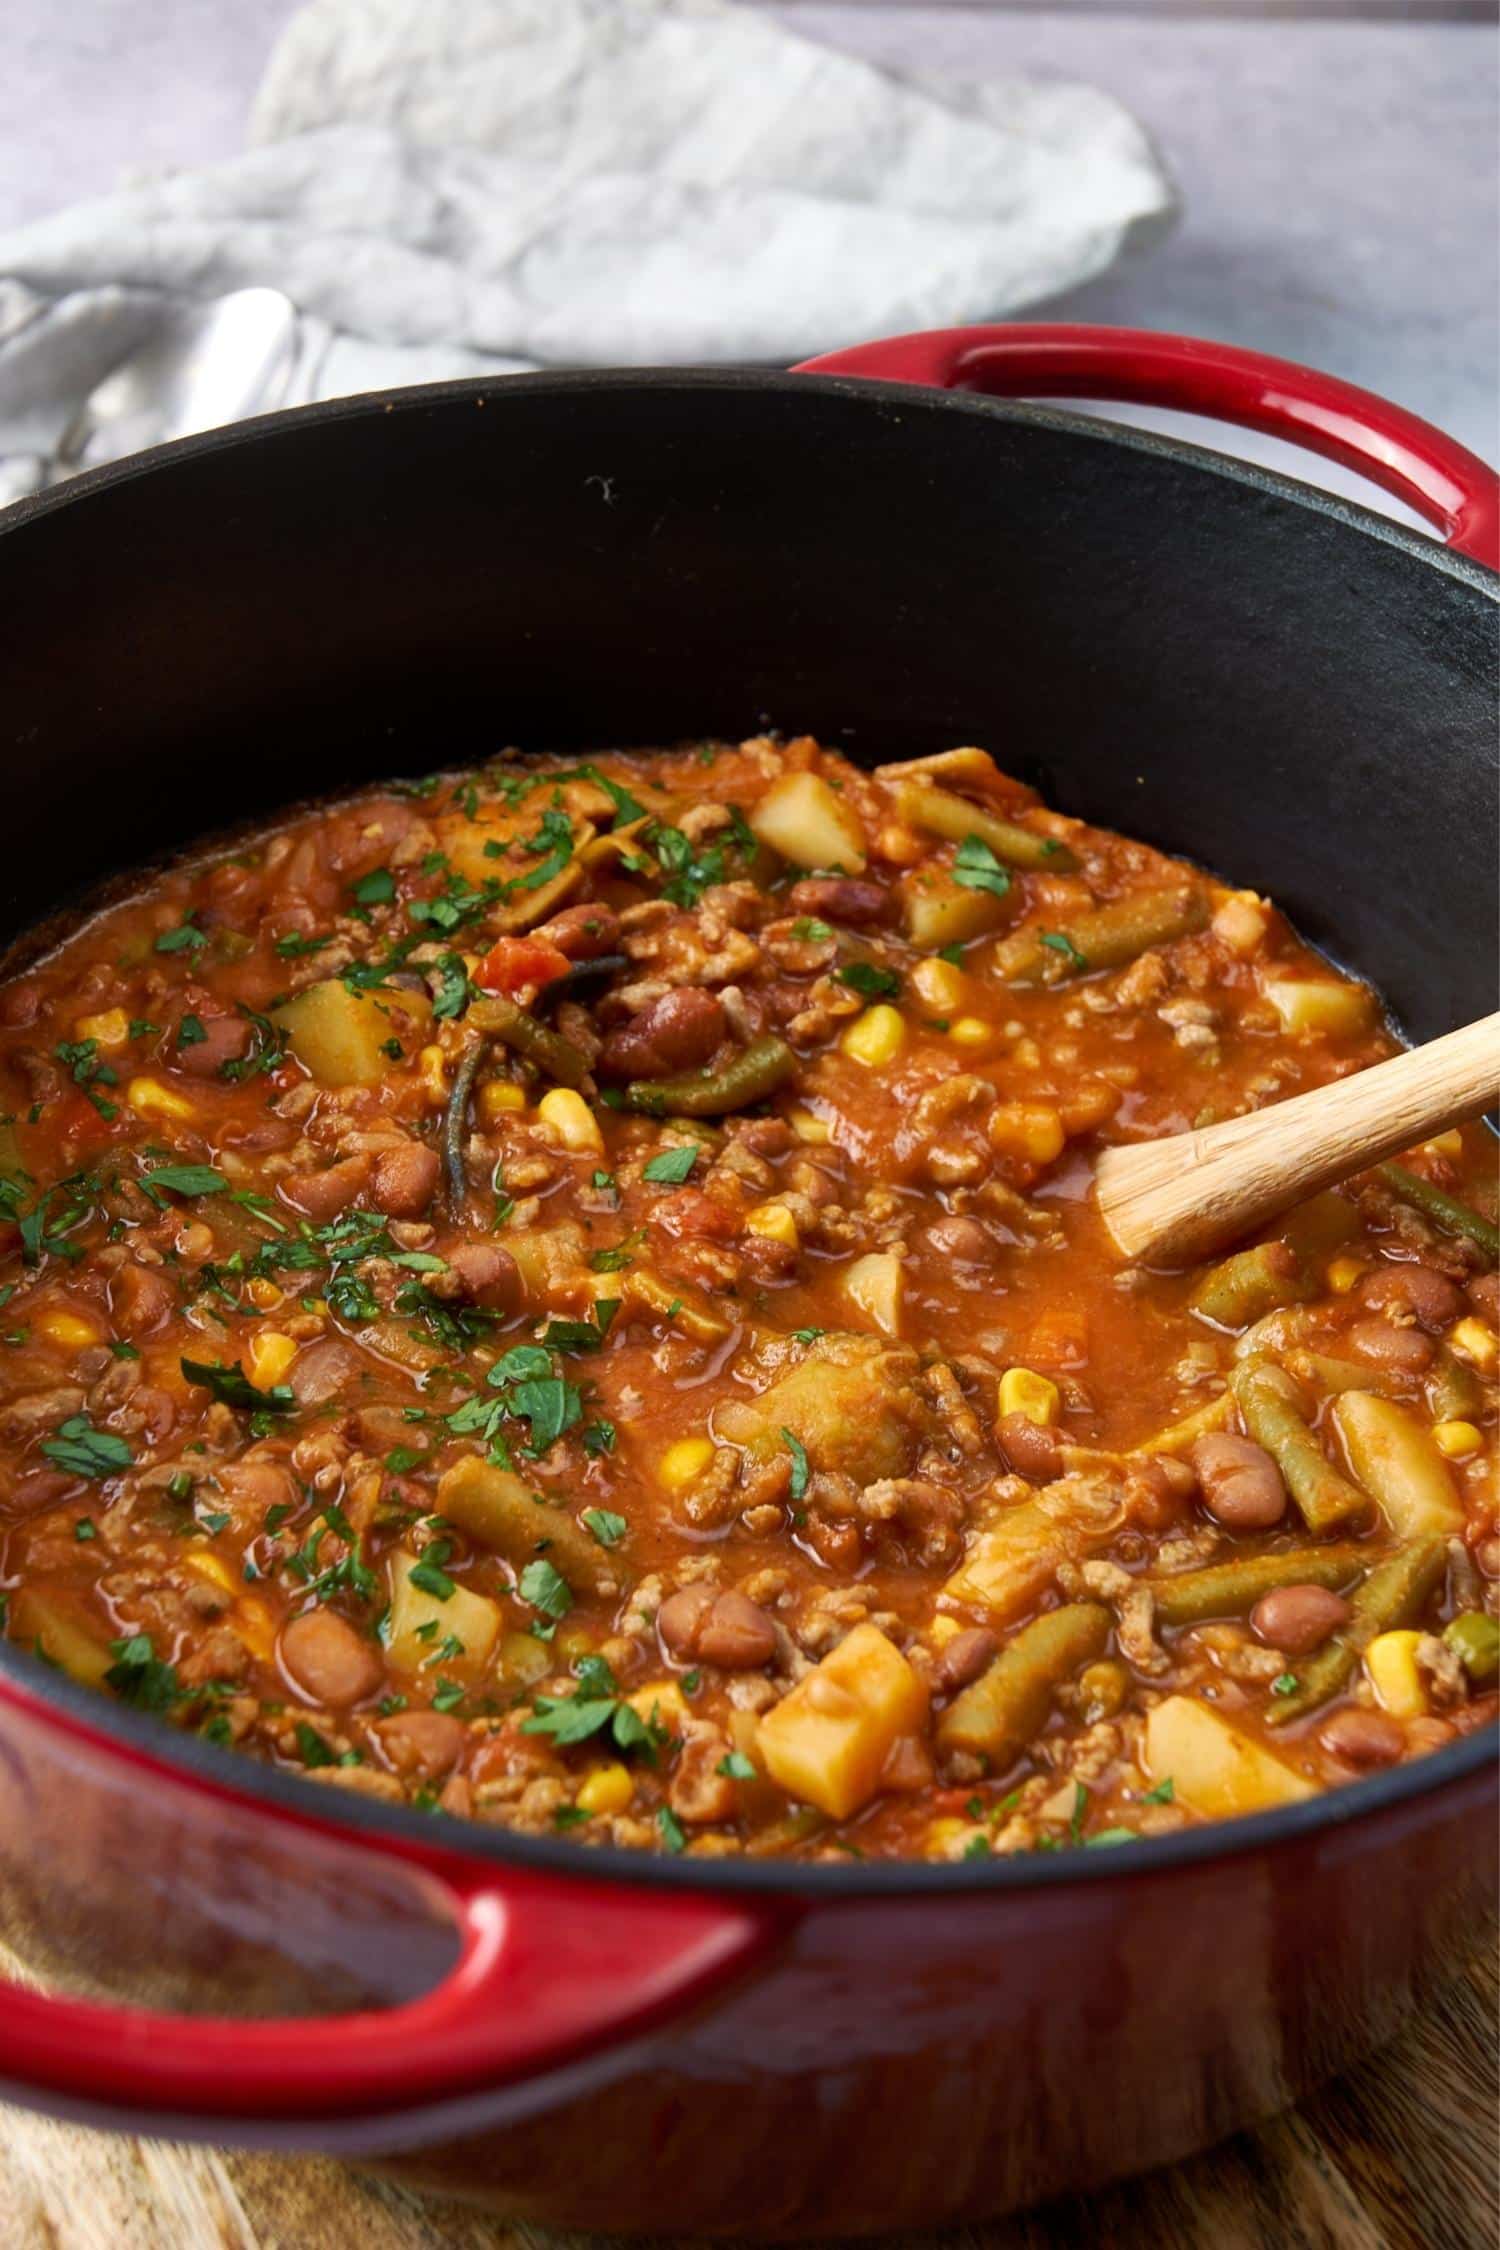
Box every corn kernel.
[418,1044,448,1104]
[557,1623,597,1662]
[1449,1318,1498,1375]
[236,1597,276,1662]
[246,1331,298,1390]
[1326,1256,1365,1294]
[477,1079,527,1123]
[1422,1129,1464,1161]
[746,1200,799,1247]
[73,1009,131,1049]
[948,1015,992,1049]
[536,1087,605,1155]
[658,1436,716,1493]
[988,1103,1065,1167]
[626,1679,689,1731]
[576,1763,634,1817]
[787,1106,831,1145]
[1365,1629,1429,1718]
[1433,1420,1482,1459]
[928,1614,962,1648]
[911,958,964,1013]
[841,1004,906,1068]
[36,1309,100,1349]
[998,1367,1060,1426]
[1010,1037,1042,1071]
[126,1076,197,1122]
[185,1551,236,1596]
[246,1278,284,1311]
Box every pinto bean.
[281,1152,372,1222]
[1191,1432,1287,1529]
[786,877,893,928]
[1250,1584,1351,1655]
[534,902,622,960]
[657,1585,777,1670]
[921,1216,997,1265]
[289,1336,363,1407]
[280,1609,383,1707]
[377,1709,467,1780]
[598,988,726,1081]
[1346,1320,1434,1374]
[172,1012,251,1079]
[1466,1271,1499,1325]
[443,1242,521,1309]
[930,1627,999,1696]
[1318,1707,1404,1768]
[112,1261,175,1338]
[0,978,42,1028]
[996,1412,1062,1483]
[369,1140,440,1218]
[1355,1262,1465,1332]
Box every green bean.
[1379,1162,1498,1262]
[1428,1346,1484,1423]
[1444,1611,1499,1685]
[1265,1535,1448,1725]
[1285,1350,1391,1398]
[467,995,590,1088]
[937,1602,1110,1762]
[996,885,1209,986]
[1229,1361,1370,1532]
[624,1034,797,1118]
[443,1037,488,1209]
[896,780,1077,872]
[1190,1241,1309,1332]
[1150,1543,1368,1629]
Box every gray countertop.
[4,2,1496,515]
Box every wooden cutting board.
[1,1943,1493,2250]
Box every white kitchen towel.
[0,0,1176,494]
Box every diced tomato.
[474,937,571,999]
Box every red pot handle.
[795,325,1500,572]
[0,1681,776,2124]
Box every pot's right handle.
[796,325,1500,572]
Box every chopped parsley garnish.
[1271,1671,1300,1697]
[962,1834,992,1860]
[789,917,834,942]
[716,1750,757,1780]
[518,1559,573,1620]
[352,868,396,906]
[951,835,1012,899]
[197,1509,231,1536]
[180,1357,295,1414]
[791,1326,825,1345]
[1085,1828,1138,1849]
[154,916,207,955]
[105,1633,180,1710]
[781,1427,810,1502]
[642,1145,698,1186]
[42,1416,134,1480]
[54,1038,118,1117]
[73,1517,97,1542]
[429,953,472,1020]
[834,960,901,1001]
[294,1720,336,1768]
[274,932,332,959]
[430,1680,466,1713]
[656,1807,687,1854]
[1139,1775,1175,1805]
[582,1506,627,1548]
[1040,930,1089,973]
[140,1162,227,1202]
[176,1013,208,1047]
[409,1543,457,1601]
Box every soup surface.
[0,738,1494,1861]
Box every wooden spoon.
[1095,1013,1500,1265]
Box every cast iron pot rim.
[0,363,1494,1899]
[3,363,1498,605]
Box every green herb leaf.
[1139,1774,1175,1805]
[295,1720,336,1768]
[409,1543,456,1601]
[834,960,901,1001]
[781,1426,810,1502]
[642,1145,698,1186]
[789,917,834,942]
[951,835,1013,900]
[582,1506,627,1548]
[154,917,207,956]
[141,1162,227,1201]
[656,1806,687,1854]
[518,1559,573,1620]
[352,868,396,906]
[105,1633,181,1710]
[1040,931,1089,973]
[180,1357,295,1414]
[716,1750,757,1780]
[42,1416,134,1480]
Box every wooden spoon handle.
[1095,1013,1500,1265]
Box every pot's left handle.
[0,1866,772,2125]
[0,1685,776,2127]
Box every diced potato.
[507,1222,589,1301]
[717,1333,925,1487]
[944,1481,1123,1622]
[899,867,1011,950]
[998,1367,1060,1425]
[749,772,866,873]
[1331,1391,1463,1537]
[385,1548,501,1676]
[10,1588,116,1688]
[126,1076,198,1122]
[1261,978,1374,1039]
[1143,1696,1313,1820]
[757,1623,926,1819]
[840,1251,903,1337]
[436,1457,620,1591]
[273,979,433,1087]
[746,1201,799,1247]
[1365,1630,1429,1718]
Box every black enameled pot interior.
[0,368,1495,1896]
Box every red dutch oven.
[0,326,1495,2235]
